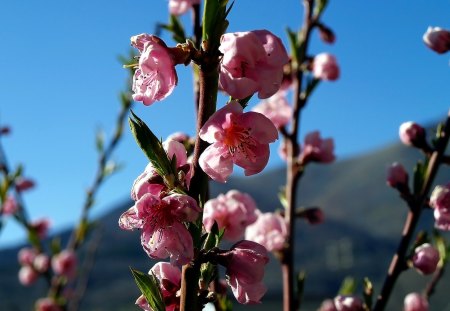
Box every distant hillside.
[1,141,450,311]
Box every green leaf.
[130,268,165,311]
[170,15,187,43]
[413,160,427,195]
[203,221,222,251]
[338,277,356,295]
[286,27,299,64]
[313,0,329,18]
[297,271,306,309]
[50,237,62,255]
[235,94,252,109]
[434,232,447,265]
[202,0,231,52]
[278,187,288,209]
[363,277,373,309]
[128,110,175,185]
[95,129,105,153]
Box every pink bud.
[302,207,325,225]
[35,298,62,311]
[299,131,335,165]
[131,34,178,106]
[52,250,77,278]
[18,265,38,286]
[430,184,450,231]
[404,293,429,311]
[245,212,287,252]
[31,218,50,239]
[219,30,289,99]
[252,91,292,128]
[312,53,340,81]
[386,162,408,189]
[412,243,440,275]
[18,247,37,266]
[15,178,35,192]
[318,25,336,44]
[423,27,450,54]
[167,132,190,144]
[224,240,269,304]
[399,122,426,147]
[333,295,364,311]
[33,253,50,273]
[1,195,18,215]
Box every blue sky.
[0,0,449,248]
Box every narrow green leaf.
[278,187,288,209]
[297,271,306,309]
[203,221,221,250]
[95,129,105,153]
[338,277,356,295]
[130,268,165,311]
[169,15,187,43]
[363,277,373,309]
[286,27,299,63]
[413,161,425,195]
[235,94,252,109]
[202,0,230,52]
[128,110,175,181]
[313,0,329,18]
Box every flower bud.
[33,253,50,273]
[423,26,450,54]
[15,178,35,192]
[18,247,37,266]
[386,162,409,191]
[0,126,10,135]
[318,24,336,44]
[18,265,38,286]
[252,91,292,129]
[430,184,450,230]
[52,250,77,278]
[333,295,364,311]
[399,122,426,148]
[35,297,62,311]
[312,53,340,81]
[412,243,440,275]
[31,218,50,239]
[404,292,428,311]
[1,195,18,215]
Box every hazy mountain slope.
[1,141,450,310]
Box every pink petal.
[234,143,270,176]
[118,206,143,230]
[199,143,234,183]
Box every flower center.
[223,117,257,162]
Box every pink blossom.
[203,190,258,241]
[412,243,440,275]
[131,139,192,200]
[430,184,450,230]
[299,131,335,165]
[224,240,269,304]
[318,25,336,44]
[252,91,292,128]
[119,193,200,265]
[131,34,177,106]
[404,293,429,311]
[18,247,37,266]
[136,262,181,311]
[15,178,35,192]
[386,162,408,189]
[312,53,340,81]
[51,250,77,278]
[219,30,289,99]
[423,27,450,54]
[245,212,287,252]
[18,265,38,286]
[33,254,50,273]
[35,298,62,311]
[168,0,200,16]
[333,295,363,311]
[31,218,50,239]
[399,122,426,147]
[167,132,190,144]
[1,195,18,215]
[199,101,278,182]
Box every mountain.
[1,141,450,311]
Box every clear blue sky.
[0,0,449,248]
